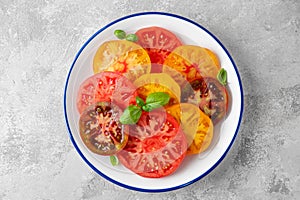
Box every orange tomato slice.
[166,103,214,155]
[204,48,220,68]
[163,45,221,83]
[93,40,151,81]
[133,73,181,106]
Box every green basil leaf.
[144,92,170,112]
[217,68,227,86]
[136,96,145,107]
[119,105,142,124]
[110,155,119,166]
[114,30,126,39]
[141,104,155,112]
[125,34,138,42]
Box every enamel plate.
[64,12,243,192]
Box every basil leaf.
[110,155,119,166]
[217,68,227,86]
[141,104,155,112]
[136,96,145,107]
[114,30,126,39]
[144,92,170,112]
[126,34,138,42]
[119,105,142,124]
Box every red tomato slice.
[117,110,187,178]
[182,77,229,124]
[135,26,182,64]
[77,71,137,114]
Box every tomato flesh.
[79,102,128,155]
[166,103,214,154]
[136,26,182,64]
[163,45,221,83]
[133,73,181,106]
[77,71,137,114]
[117,110,187,178]
[182,77,228,124]
[93,40,151,81]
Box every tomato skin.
[77,71,137,114]
[117,110,187,178]
[136,26,182,64]
[79,102,128,155]
[182,77,228,124]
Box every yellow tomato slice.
[204,48,220,68]
[166,103,214,155]
[93,40,151,80]
[133,73,181,105]
[163,45,221,83]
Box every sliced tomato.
[135,26,182,64]
[79,102,128,155]
[93,40,151,81]
[182,77,228,124]
[77,71,137,114]
[160,65,194,88]
[163,45,221,83]
[166,103,214,155]
[117,110,187,178]
[133,73,181,106]
[204,48,221,68]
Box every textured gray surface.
[0,0,299,199]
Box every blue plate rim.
[63,11,244,193]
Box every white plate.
[64,12,243,192]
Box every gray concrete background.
[0,0,299,199]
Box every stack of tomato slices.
[76,26,230,178]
